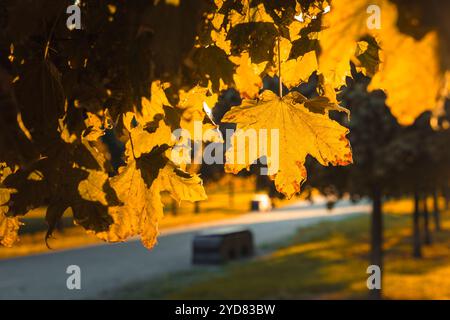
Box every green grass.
[167,215,391,300]
[111,207,450,300]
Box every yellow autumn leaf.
[0,209,20,247]
[178,85,222,143]
[209,14,231,54]
[319,0,446,125]
[229,52,267,98]
[82,112,105,142]
[178,86,218,112]
[227,3,273,27]
[367,2,444,125]
[78,170,111,206]
[158,162,207,203]
[0,165,20,247]
[222,90,352,198]
[318,0,394,88]
[136,81,171,124]
[354,38,380,77]
[211,28,231,55]
[123,81,174,159]
[281,51,318,89]
[287,19,305,42]
[268,37,317,89]
[90,154,206,249]
[97,160,164,249]
[368,31,443,125]
[124,115,173,159]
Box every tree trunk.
[369,186,383,300]
[413,191,422,258]
[444,184,450,211]
[255,174,267,192]
[228,179,235,208]
[422,195,432,245]
[432,190,441,232]
[171,199,177,216]
[194,201,200,214]
[56,220,64,233]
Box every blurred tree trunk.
[432,190,441,231]
[413,191,422,258]
[444,184,450,211]
[171,198,177,216]
[228,179,234,208]
[369,185,382,300]
[255,174,267,191]
[56,220,64,233]
[194,201,200,214]
[422,195,432,245]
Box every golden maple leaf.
[75,80,209,249]
[123,114,173,159]
[79,154,206,249]
[0,165,20,247]
[107,160,205,249]
[227,2,273,27]
[209,13,231,54]
[319,0,446,125]
[137,81,172,124]
[222,90,352,198]
[270,37,318,89]
[82,111,111,142]
[178,85,222,143]
[211,28,231,55]
[318,0,380,88]
[229,52,267,98]
[368,31,443,125]
[158,162,207,203]
[95,159,164,249]
[123,81,174,159]
[0,214,20,247]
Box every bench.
[192,227,254,265]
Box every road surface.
[0,199,370,299]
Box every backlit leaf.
[222,90,352,198]
[0,164,20,247]
[229,52,267,98]
[368,31,443,125]
[178,86,222,142]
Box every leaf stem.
[277,36,282,98]
[128,132,137,160]
[44,7,64,59]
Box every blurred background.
[0,0,449,300]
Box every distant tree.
[305,70,403,299]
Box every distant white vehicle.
[251,193,272,212]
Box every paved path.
[0,199,371,299]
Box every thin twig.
[128,132,137,160]
[277,37,282,98]
[44,7,65,59]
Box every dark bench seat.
[192,227,254,265]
